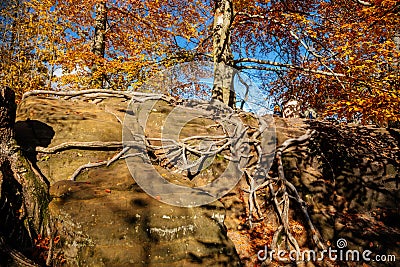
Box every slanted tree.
[0,87,51,265]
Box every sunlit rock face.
[15,94,400,266]
[16,95,241,266]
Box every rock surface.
[16,96,241,266]
[14,94,400,266]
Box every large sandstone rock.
[273,118,400,266]
[16,96,241,266]
[14,94,400,266]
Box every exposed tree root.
[22,90,327,265]
[238,125,326,266]
[22,89,176,103]
[37,141,122,154]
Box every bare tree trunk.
[0,87,16,148]
[92,1,107,88]
[394,29,399,76]
[212,0,236,108]
[391,29,400,127]
[0,87,50,265]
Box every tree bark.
[0,87,16,148]
[92,1,107,88]
[394,29,399,76]
[212,0,236,108]
[0,87,50,265]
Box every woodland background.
[0,0,399,125]
[0,1,400,266]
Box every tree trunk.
[92,1,107,88]
[0,87,50,265]
[394,29,399,77]
[0,87,16,147]
[212,0,236,108]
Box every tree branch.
[289,30,346,90]
[235,58,345,77]
[353,0,373,6]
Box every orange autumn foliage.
[1,0,398,124]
